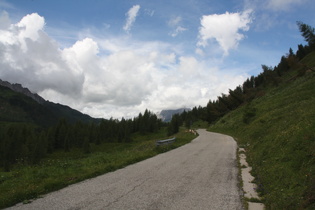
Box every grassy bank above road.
[0,128,197,208]
[209,71,315,209]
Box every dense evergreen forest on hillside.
[0,109,162,171]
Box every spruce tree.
[297,21,315,49]
[82,137,91,154]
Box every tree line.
[175,21,315,125]
[153,22,315,135]
[0,109,163,171]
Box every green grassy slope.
[209,54,315,209]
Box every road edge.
[238,147,265,210]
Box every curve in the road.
[8,129,243,210]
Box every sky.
[0,0,314,119]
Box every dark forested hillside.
[0,80,164,171]
[0,85,57,126]
[0,88,163,171]
[0,83,99,127]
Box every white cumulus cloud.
[0,12,248,119]
[123,5,140,33]
[197,10,253,56]
[0,13,84,96]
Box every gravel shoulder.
[8,129,243,210]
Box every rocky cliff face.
[0,79,46,104]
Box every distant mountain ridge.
[158,108,191,122]
[0,79,45,104]
[0,79,98,126]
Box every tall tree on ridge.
[297,21,315,49]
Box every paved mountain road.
[8,129,243,210]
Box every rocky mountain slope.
[0,79,98,126]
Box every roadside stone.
[239,148,265,210]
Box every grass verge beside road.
[0,128,197,208]
[209,73,315,209]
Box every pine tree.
[296,44,307,60]
[1,129,11,171]
[46,127,55,153]
[64,132,71,152]
[228,87,244,109]
[289,47,294,56]
[167,114,180,136]
[297,21,315,49]
[28,131,47,164]
[206,101,220,123]
[54,118,68,149]
[82,137,90,154]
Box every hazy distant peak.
[158,108,191,122]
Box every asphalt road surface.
[8,129,243,210]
